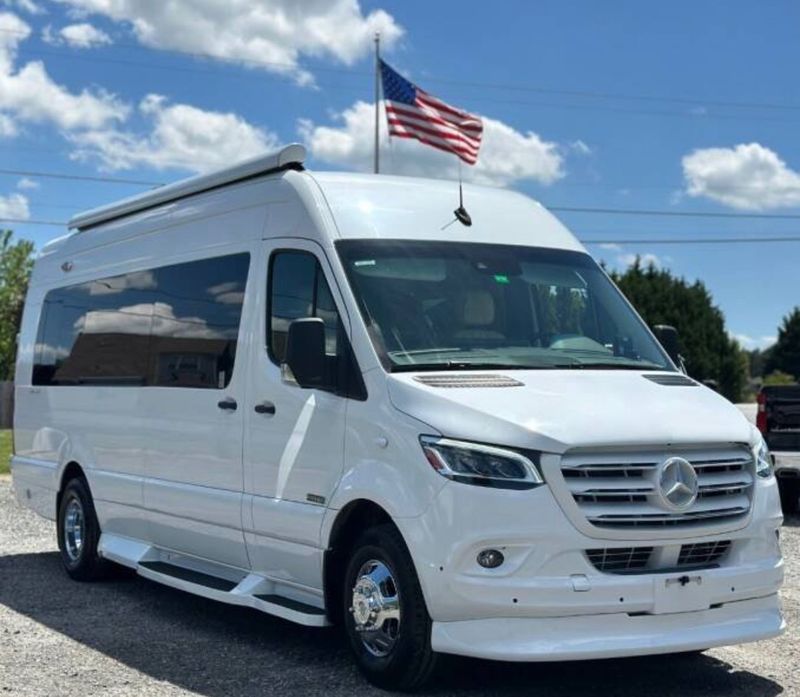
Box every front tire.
[779,478,800,515]
[343,524,438,691]
[57,477,108,581]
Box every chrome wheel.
[63,497,85,562]
[350,559,401,657]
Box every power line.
[0,168,162,186]
[550,206,800,220]
[582,236,800,245]
[8,27,800,114]
[6,215,800,245]
[15,49,799,124]
[0,217,67,226]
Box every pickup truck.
[757,384,800,513]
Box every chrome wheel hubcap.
[350,559,401,657]
[64,497,85,562]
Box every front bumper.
[398,473,784,660]
[432,594,783,661]
[773,451,800,476]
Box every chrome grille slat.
[561,445,754,529]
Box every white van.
[11,144,784,689]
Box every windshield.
[336,240,672,372]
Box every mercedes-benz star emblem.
[658,457,699,511]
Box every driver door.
[242,239,353,589]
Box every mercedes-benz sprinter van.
[11,144,784,690]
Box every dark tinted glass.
[269,251,340,363]
[33,253,249,388]
[336,240,671,372]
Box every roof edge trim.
[69,143,306,231]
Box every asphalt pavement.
[0,476,797,696]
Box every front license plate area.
[652,574,712,614]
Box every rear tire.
[343,524,438,691]
[57,477,109,581]
[779,478,800,515]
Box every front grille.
[586,546,653,572]
[586,540,731,574]
[678,540,732,567]
[561,445,754,529]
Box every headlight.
[756,437,773,479]
[420,436,543,489]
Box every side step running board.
[139,561,238,591]
[99,534,329,627]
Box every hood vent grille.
[413,374,524,388]
[644,373,697,387]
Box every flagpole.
[373,32,380,174]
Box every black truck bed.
[760,385,800,451]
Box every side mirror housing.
[284,318,326,388]
[653,324,681,365]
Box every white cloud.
[682,142,800,210]
[300,101,564,187]
[16,176,37,189]
[1,0,43,15]
[0,112,16,136]
[45,22,112,48]
[0,191,29,219]
[55,0,403,85]
[569,139,592,156]
[730,333,776,351]
[0,12,128,131]
[591,244,662,270]
[617,252,661,268]
[83,302,233,339]
[69,94,280,173]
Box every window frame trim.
[266,246,367,401]
[32,251,252,389]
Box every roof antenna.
[454,182,472,226]
[442,163,472,229]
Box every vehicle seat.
[453,290,505,343]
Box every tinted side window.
[33,253,249,388]
[269,251,340,364]
[150,255,249,388]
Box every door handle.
[217,397,238,411]
[254,401,276,415]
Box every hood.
[387,370,755,454]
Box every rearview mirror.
[283,318,326,388]
[653,324,681,366]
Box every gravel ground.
[0,476,797,697]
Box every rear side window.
[33,253,250,388]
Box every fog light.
[477,549,504,569]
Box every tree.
[763,370,796,386]
[0,230,35,381]
[765,307,800,380]
[609,258,747,402]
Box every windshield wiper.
[391,361,542,373]
[558,361,665,370]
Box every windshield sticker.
[493,274,510,284]
[354,260,376,267]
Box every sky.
[1,0,799,350]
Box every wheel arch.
[322,499,401,625]
[56,461,86,513]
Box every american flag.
[380,59,483,165]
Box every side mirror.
[653,324,682,367]
[283,317,326,388]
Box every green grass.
[0,430,11,475]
